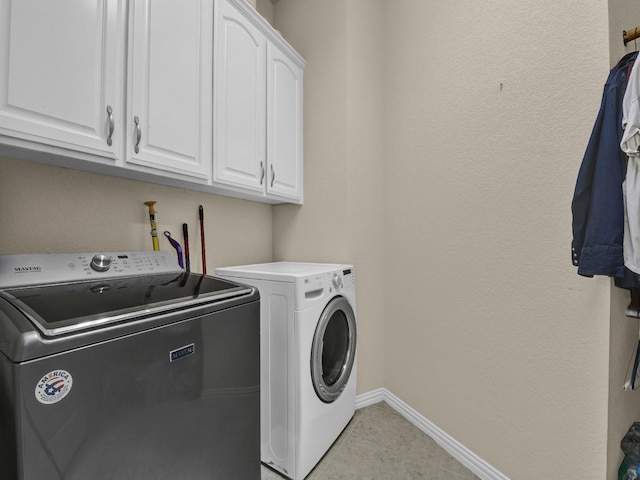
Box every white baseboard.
[355,388,510,480]
[354,387,386,409]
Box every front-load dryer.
[215,262,357,480]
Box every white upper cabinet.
[266,43,303,201]
[213,0,267,193]
[0,0,304,203]
[213,0,305,204]
[127,0,213,182]
[0,0,125,163]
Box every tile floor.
[260,401,481,480]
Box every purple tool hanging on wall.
[163,231,184,269]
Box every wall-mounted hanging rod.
[624,26,640,45]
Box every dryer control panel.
[339,268,355,292]
[294,267,355,310]
[215,262,355,311]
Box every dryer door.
[311,296,356,403]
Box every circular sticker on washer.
[35,370,73,405]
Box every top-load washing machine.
[0,251,261,480]
[215,262,357,480]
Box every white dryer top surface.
[215,262,351,282]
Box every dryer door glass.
[311,296,356,403]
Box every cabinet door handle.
[270,164,275,187]
[259,161,265,185]
[106,105,114,146]
[134,116,141,153]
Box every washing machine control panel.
[0,251,182,288]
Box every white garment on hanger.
[622,56,640,274]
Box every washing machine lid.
[0,272,251,337]
[0,252,253,338]
[216,262,352,282]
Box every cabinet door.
[266,44,303,202]
[127,0,212,181]
[0,0,125,162]
[213,0,267,194]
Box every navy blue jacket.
[572,51,638,288]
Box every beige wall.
[272,0,630,479]
[272,0,386,394]
[0,156,273,268]
[383,1,610,477]
[255,0,274,25]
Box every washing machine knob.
[90,254,112,272]
[332,273,343,290]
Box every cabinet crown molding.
[226,0,305,68]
